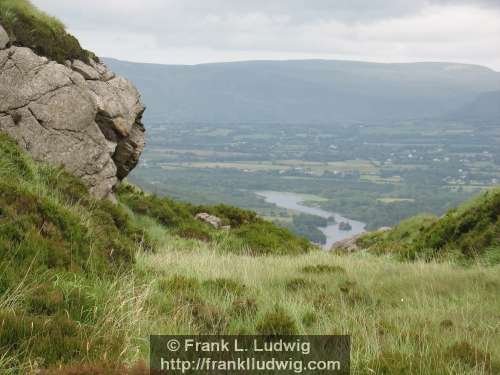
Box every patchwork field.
[131,120,500,231]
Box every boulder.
[330,233,364,253]
[0,43,145,199]
[331,227,391,253]
[195,213,224,229]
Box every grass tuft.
[256,307,298,335]
[231,298,258,317]
[446,341,493,373]
[0,0,97,63]
[202,278,246,297]
[301,264,346,274]
[285,277,313,291]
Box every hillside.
[357,189,500,264]
[105,58,500,124]
[448,91,500,124]
[0,132,310,373]
[1,133,499,374]
[1,2,500,374]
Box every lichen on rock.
[0,25,145,199]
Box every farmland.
[130,119,499,232]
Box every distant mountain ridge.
[104,58,500,124]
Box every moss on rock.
[0,0,97,63]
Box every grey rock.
[101,69,115,81]
[89,59,115,81]
[330,227,390,253]
[72,59,100,80]
[114,117,145,179]
[330,233,365,253]
[195,213,224,229]
[0,46,145,199]
[0,24,9,49]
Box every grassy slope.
[138,246,500,374]
[0,0,96,63]
[358,190,500,264]
[0,134,308,373]
[0,134,499,374]
[117,184,311,256]
[0,133,153,372]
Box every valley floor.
[131,234,500,374]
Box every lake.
[256,191,366,249]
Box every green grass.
[6,233,500,373]
[134,242,500,374]
[0,133,310,372]
[358,189,500,263]
[0,0,97,63]
[1,133,500,374]
[117,183,312,255]
[0,133,152,371]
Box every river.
[256,191,366,249]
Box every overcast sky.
[32,0,500,70]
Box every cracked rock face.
[0,39,145,199]
[0,24,8,49]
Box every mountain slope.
[448,90,500,124]
[105,58,500,124]
[0,131,310,372]
[2,132,499,375]
[0,133,148,369]
[358,188,500,263]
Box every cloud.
[31,0,500,69]
[33,0,500,25]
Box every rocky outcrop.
[195,213,222,228]
[331,227,391,253]
[330,233,365,253]
[0,26,145,199]
[195,213,231,230]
